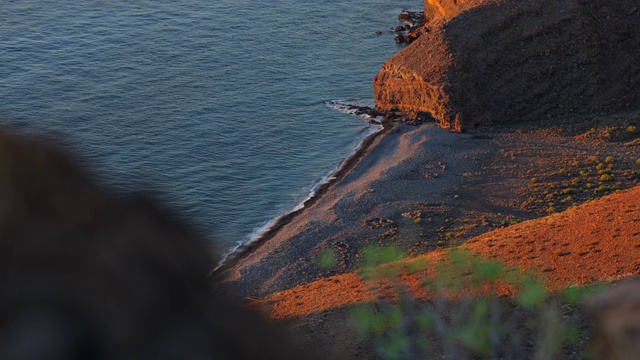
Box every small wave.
[325,99,381,119]
[215,218,275,271]
[215,99,384,271]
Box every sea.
[0,0,421,263]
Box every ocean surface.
[0,0,421,262]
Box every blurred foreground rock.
[0,131,300,359]
[588,279,640,360]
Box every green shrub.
[317,250,337,269]
[600,174,614,182]
[353,248,601,359]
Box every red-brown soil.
[259,185,640,320]
[374,0,640,130]
[423,0,486,22]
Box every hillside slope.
[374,0,640,130]
[262,185,640,319]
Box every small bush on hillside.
[352,247,601,359]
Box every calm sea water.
[0,0,421,260]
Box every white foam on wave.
[214,99,384,272]
[326,99,379,118]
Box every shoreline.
[214,109,640,297]
[212,121,397,277]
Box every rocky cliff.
[423,0,484,22]
[374,0,640,131]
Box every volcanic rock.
[423,0,485,22]
[374,0,640,131]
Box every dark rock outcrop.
[390,10,427,45]
[374,0,640,131]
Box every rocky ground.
[214,0,640,356]
[216,110,640,296]
[214,109,640,358]
[258,183,640,358]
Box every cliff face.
[374,0,640,131]
[423,0,485,22]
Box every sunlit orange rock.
[374,0,640,131]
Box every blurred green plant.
[351,246,601,359]
[317,249,337,269]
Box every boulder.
[398,12,414,24]
[374,0,640,131]
[587,279,640,360]
[0,131,301,359]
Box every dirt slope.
[260,185,640,319]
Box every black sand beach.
[216,113,640,299]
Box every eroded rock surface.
[374,0,640,131]
[423,0,485,22]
